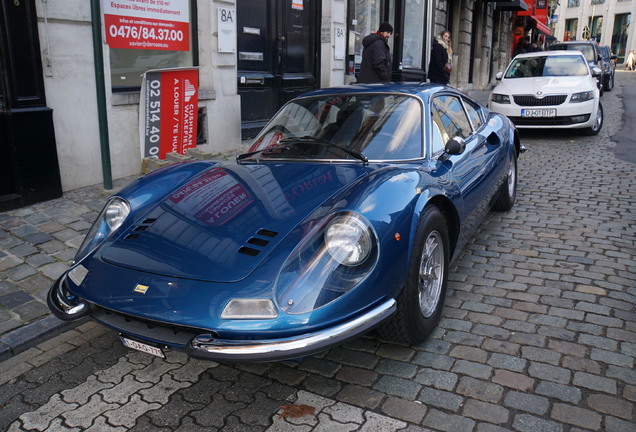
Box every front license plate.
[521,109,556,118]
[121,336,165,358]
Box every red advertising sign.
[103,0,190,51]
[140,68,198,159]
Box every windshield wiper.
[278,136,369,164]
[236,145,292,161]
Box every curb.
[0,314,88,363]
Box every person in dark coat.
[428,30,452,85]
[358,22,393,83]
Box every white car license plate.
[521,109,556,118]
[121,336,165,358]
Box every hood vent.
[125,218,158,240]
[238,229,279,257]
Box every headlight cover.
[491,93,511,104]
[74,197,130,263]
[276,211,378,315]
[325,214,373,265]
[570,91,594,103]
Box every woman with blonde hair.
[428,30,453,85]
[626,50,635,71]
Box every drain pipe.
[90,0,113,190]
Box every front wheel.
[492,156,517,211]
[378,206,449,344]
[583,102,603,136]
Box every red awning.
[531,16,551,35]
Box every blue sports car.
[48,84,524,362]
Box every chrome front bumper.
[47,275,91,321]
[49,273,397,363]
[187,299,397,362]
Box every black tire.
[378,206,449,344]
[604,72,614,92]
[583,102,603,136]
[492,156,517,211]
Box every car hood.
[99,163,370,283]
[494,76,594,95]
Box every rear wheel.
[583,102,603,136]
[378,206,449,344]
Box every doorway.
[236,0,319,139]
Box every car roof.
[513,50,586,59]
[551,41,598,47]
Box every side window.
[430,119,446,155]
[431,95,472,140]
[463,99,484,131]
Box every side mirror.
[445,136,466,155]
[496,71,504,80]
[591,67,602,77]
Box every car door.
[430,94,503,245]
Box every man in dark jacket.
[358,22,393,83]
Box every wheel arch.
[426,194,460,261]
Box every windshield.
[504,55,589,78]
[245,94,423,161]
[552,44,595,62]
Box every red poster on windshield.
[140,68,198,159]
[103,0,190,51]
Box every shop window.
[353,0,382,64]
[611,13,631,62]
[108,0,197,91]
[564,18,578,41]
[588,16,603,41]
[402,0,426,69]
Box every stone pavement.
[1,78,635,431]
[1,324,413,431]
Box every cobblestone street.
[0,72,634,431]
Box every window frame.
[109,0,199,93]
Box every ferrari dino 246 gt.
[49,83,523,362]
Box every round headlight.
[73,197,130,264]
[104,198,130,231]
[325,214,372,266]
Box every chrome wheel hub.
[418,231,444,318]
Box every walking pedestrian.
[358,22,393,83]
[428,30,453,85]
[626,50,635,71]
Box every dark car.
[598,45,617,91]
[49,84,524,363]
[550,41,605,94]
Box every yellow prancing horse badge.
[134,284,149,294]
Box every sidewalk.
[0,175,139,361]
[0,87,493,362]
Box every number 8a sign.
[218,7,237,54]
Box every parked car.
[598,45,617,91]
[489,51,603,136]
[49,84,523,362]
[550,41,605,94]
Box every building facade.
[552,0,635,62]
[1,0,522,210]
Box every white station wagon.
[489,50,603,136]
